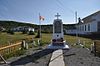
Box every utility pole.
[75,11,78,44]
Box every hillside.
[0,20,76,33]
[0,21,37,30]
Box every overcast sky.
[0,0,100,24]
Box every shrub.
[28,31,35,35]
[3,49,26,59]
[7,30,14,35]
[35,30,40,38]
[22,30,27,34]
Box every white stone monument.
[47,13,69,49]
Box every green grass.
[41,33,52,45]
[3,49,26,60]
[0,32,97,59]
[0,32,94,48]
[64,35,93,48]
[41,33,93,48]
[0,32,34,46]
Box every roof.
[82,10,100,23]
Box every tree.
[7,30,14,35]
[35,30,40,38]
[28,31,35,35]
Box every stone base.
[52,42,64,46]
[47,43,69,49]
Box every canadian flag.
[39,16,44,21]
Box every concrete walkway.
[49,49,65,66]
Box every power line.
[55,0,74,14]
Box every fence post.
[94,41,96,56]
[90,42,94,53]
[25,43,28,49]
[38,39,40,46]
[21,40,26,49]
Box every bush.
[22,30,27,34]
[28,31,35,35]
[35,30,40,38]
[7,30,14,35]
[3,49,26,59]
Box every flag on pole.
[39,16,44,21]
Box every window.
[98,22,100,32]
[82,25,84,31]
[88,24,90,31]
[85,25,86,31]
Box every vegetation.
[3,49,26,60]
[64,35,93,48]
[7,30,14,35]
[0,32,99,60]
[28,31,35,35]
[22,30,28,34]
[35,30,40,38]
[0,32,34,46]
[0,21,36,30]
[40,33,93,48]
[0,20,77,33]
[0,32,93,48]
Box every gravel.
[0,47,54,66]
[63,47,100,66]
[1,46,100,66]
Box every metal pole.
[39,13,41,39]
[75,11,78,44]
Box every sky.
[0,0,100,25]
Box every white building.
[11,26,34,32]
[66,10,100,35]
[66,29,77,35]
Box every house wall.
[79,21,98,33]
[65,11,100,35]
[66,29,77,34]
[77,12,100,34]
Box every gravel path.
[0,47,55,66]
[1,46,100,66]
[63,47,100,66]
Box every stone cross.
[55,13,61,19]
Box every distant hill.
[0,21,37,30]
[0,20,76,32]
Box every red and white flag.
[39,16,44,21]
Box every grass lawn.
[0,32,34,46]
[64,35,93,48]
[0,32,94,48]
[0,32,99,59]
[41,33,93,48]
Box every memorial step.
[49,49,65,66]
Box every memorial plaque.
[54,21,61,33]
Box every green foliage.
[0,21,36,30]
[3,49,26,60]
[22,30,28,34]
[0,32,34,45]
[7,30,14,35]
[28,31,35,35]
[35,30,40,38]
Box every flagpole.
[39,13,41,40]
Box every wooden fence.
[0,42,22,56]
[94,40,100,56]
